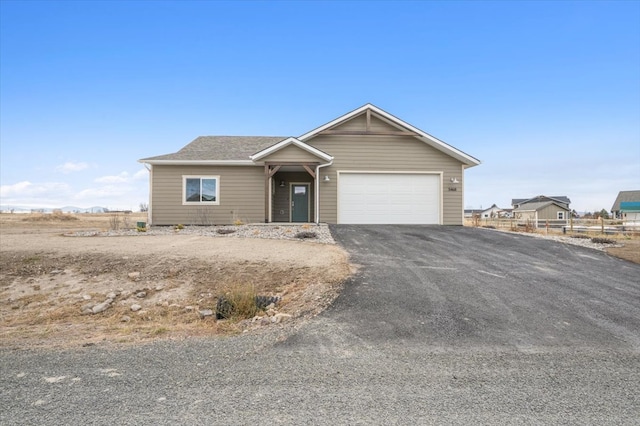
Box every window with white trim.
[183,176,219,205]
[557,211,565,220]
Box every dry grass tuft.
[22,212,79,222]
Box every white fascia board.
[138,160,258,166]
[299,103,481,168]
[249,137,333,162]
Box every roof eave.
[249,137,334,162]
[138,159,259,166]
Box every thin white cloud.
[0,181,71,197]
[95,172,130,184]
[133,168,149,181]
[56,162,90,174]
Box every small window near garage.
[183,176,219,205]
[557,211,565,220]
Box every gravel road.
[1,225,639,425]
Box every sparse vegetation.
[216,285,259,320]
[216,228,236,235]
[22,211,79,222]
[294,231,317,239]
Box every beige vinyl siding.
[260,145,323,163]
[150,165,264,225]
[309,134,465,225]
[538,204,568,221]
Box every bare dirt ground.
[0,213,352,349]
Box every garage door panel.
[338,173,440,224]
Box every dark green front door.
[291,184,310,222]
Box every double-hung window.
[183,176,219,205]
[557,211,565,220]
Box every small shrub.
[294,231,317,239]
[136,226,147,233]
[570,234,590,239]
[591,237,615,244]
[233,219,245,226]
[216,228,236,235]
[174,224,185,230]
[216,285,258,320]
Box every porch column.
[264,165,269,223]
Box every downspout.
[143,163,152,225]
[315,161,333,224]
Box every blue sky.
[1,0,638,212]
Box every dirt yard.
[0,213,352,349]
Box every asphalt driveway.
[323,225,640,349]
[2,226,639,424]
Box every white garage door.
[338,173,441,224]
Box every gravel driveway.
[2,225,639,425]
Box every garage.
[337,172,441,224]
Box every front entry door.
[291,183,310,222]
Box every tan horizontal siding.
[261,145,322,163]
[151,165,264,225]
[308,135,466,225]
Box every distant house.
[611,190,640,222]
[464,209,483,218]
[479,204,512,218]
[512,195,570,209]
[512,195,571,227]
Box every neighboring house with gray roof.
[512,195,571,209]
[611,190,640,222]
[139,104,480,225]
[512,195,571,228]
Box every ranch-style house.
[139,104,480,226]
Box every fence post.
[570,213,573,233]
[601,216,604,234]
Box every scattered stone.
[91,301,111,314]
[82,295,92,300]
[130,304,142,312]
[136,291,147,298]
[184,306,195,311]
[272,313,292,323]
[155,285,165,291]
[106,292,117,300]
[50,270,63,275]
[128,272,141,280]
[199,309,214,319]
[120,315,131,322]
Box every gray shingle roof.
[514,201,569,212]
[611,190,640,211]
[140,136,287,162]
[512,195,571,207]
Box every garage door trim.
[336,170,443,224]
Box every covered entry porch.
[264,162,321,223]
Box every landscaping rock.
[128,272,141,280]
[91,300,111,314]
[136,291,147,298]
[199,309,214,319]
[130,304,142,312]
[272,313,292,323]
